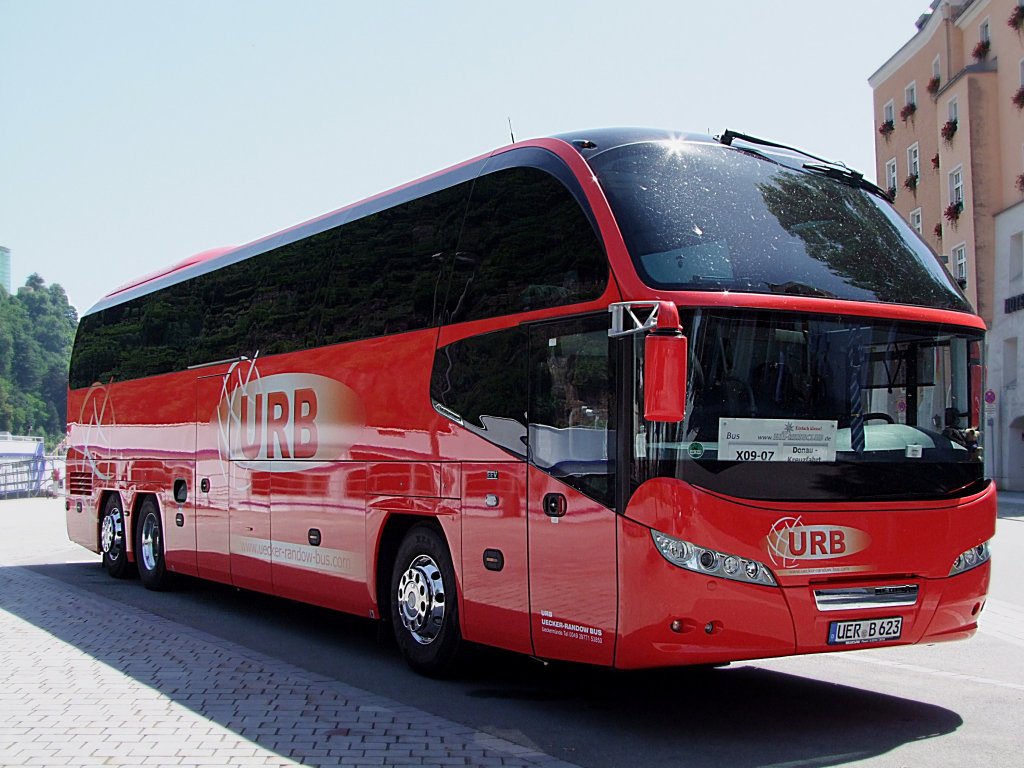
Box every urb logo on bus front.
[766,516,871,570]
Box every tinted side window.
[447,167,607,323]
[431,327,528,457]
[321,182,472,345]
[69,279,196,388]
[528,315,615,506]
[190,229,331,366]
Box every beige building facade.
[870,0,1024,489]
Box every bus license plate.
[827,617,902,646]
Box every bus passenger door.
[527,317,617,665]
[195,374,231,583]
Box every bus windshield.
[589,140,970,312]
[630,309,986,502]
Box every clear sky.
[1,0,931,315]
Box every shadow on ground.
[6,561,962,768]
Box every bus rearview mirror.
[644,330,687,423]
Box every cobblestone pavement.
[0,500,579,768]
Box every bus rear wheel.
[100,495,132,579]
[135,497,171,591]
[390,523,462,677]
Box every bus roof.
[83,128,873,318]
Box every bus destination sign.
[718,418,838,462]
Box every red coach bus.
[66,128,994,675]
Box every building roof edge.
[868,9,944,88]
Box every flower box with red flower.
[903,173,918,193]
[900,103,917,123]
[972,39,990,61]
[931,153,940,170]
[934,223,943,240]
[926,76,940,96]
[1009,6,1024,31]
[941,119,957,143]
[1014,86,1024,110]
[944,201,963,224]
[878,119,895,139]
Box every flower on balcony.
[1009,5,1024,31]
[931,153,940,170]
[1014,86,1024,110]
[927,75,941,97]
[941,119,958,144]
[972,39,991,61]
[886,185,897,200]
[1017,174,1024,194]
[944,201,963,225]
[934,223,943,241]
[878,119,895,140]
[900,102,917,123]
[903,173,919,193]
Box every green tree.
[0,273,78,447]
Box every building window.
[905,82,917,107]
[932,55,941,79]
[1005,338,1018,389]
[883,100,895,126]
[948,97,959,123]
[886,158,898,194]
[953,243,967,287]
[1011,232,1024,282]
[910,208,923,234]
[907,143,920,177]
[949,165,964,205]
[1019,58,1024,87]
[980,19,990,43]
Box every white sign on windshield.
[718,418,838,462]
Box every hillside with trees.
[0,274,78,447]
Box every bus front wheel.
[390,523,462,677]
[135,497,171,591]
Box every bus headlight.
[949,541,991,576]
[652,530,777,586]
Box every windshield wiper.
[719,129,836,165]
[717,129,893,203]
[801,163,893,203]
[688,276,837,298]
[766,281,837,299]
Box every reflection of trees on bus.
[757,173,954,307]
[70,165,607,389]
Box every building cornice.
[868,8,945,88]
[954,0,989,28]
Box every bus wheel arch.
[134,494,172,591]
[99,492,133,579]
[385,518,463,676]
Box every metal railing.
[0,433,63,499]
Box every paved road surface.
[2,496,1023,767]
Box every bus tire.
[99,495,133,579]
[135,497,171,591]
[390,523,462,677]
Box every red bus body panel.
[615,479,994,668]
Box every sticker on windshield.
[718,419,837,462]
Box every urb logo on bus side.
[214,360,364,470]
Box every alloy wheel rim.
[101,508,123,559]
[397,554,445,645]
[140,514,160,571]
